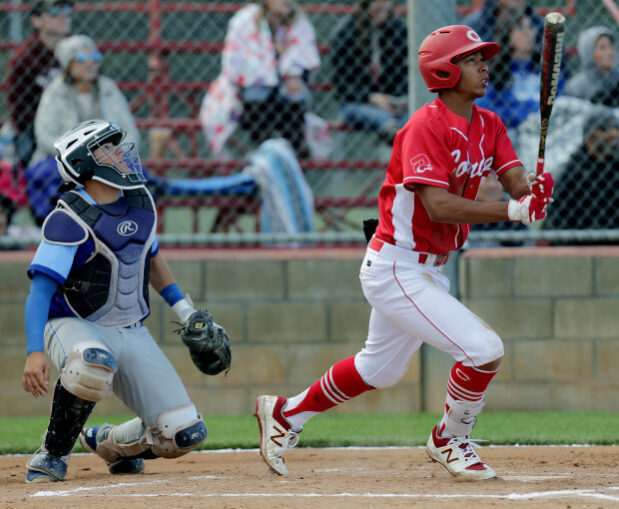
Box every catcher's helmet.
[418,25,500,93]
[54,119,146,189]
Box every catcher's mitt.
[176,309,231,375]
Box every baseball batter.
[21,120,228,482]
[256,25,554,480]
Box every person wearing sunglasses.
[24,35,140,226]
[5,0,72,170]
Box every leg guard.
[43,343,116,458]
[44,379,97,458]
[96,404,207,462]
[441,394,485,437]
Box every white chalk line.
[30,479,619,502]
[31,489,619,501]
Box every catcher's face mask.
[91,141,145,186]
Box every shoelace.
[447,436,486,467]
[283,429,300,451]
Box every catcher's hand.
[176,309,231,375]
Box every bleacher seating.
[0,0,578,233]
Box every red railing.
[0,0,578,232]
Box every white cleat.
[254,395,300,476]
[426,425,496,480]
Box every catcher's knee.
[95,405,206,463]
[151,403,207,458]
[60,341,116,402]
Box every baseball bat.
[536,12,565,176]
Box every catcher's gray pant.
[45,317,192,427]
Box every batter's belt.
[368,237,451,267]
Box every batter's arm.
[498,165,530,200]
[416,185,509,224]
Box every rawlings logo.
[410,154,433,174]
[117,220,138,236]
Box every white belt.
[368,237,451,266]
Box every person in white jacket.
[200,1,320,157]
[25,34,139,224]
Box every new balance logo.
[441,447,459,463]
[270,425,287,447]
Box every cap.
[54,34,97,70]
[30,0,73,17]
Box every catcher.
[21,120,231,483]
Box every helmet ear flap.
[70,158,94,183]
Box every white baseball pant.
[355,242,504,389]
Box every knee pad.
[60,341,116,402]
[151,404,207,458]
[95,406,207,462]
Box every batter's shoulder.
[473,104,503,126]
[41,208,88,246]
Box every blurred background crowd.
[0,0,616,246]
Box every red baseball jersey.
[374,98,522,254]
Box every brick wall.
[1,246,617,417]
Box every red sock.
[283,356,374,417]
[446,361,497,402]
[437,362,498,439]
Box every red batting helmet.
[418,25,500,92]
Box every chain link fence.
[0,0,617,248]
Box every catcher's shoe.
[26,449,69,483]
[426,425,496,480]
[255,395,301,476]
[80,425,145,475]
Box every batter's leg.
[255,354,375,476]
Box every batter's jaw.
[255,395,300,476]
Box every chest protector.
[59,188,156,327]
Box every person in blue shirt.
[475,12,563,130]
[22,119,227,483]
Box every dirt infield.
[1,446,617,508]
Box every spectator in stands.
[330,0,408,143]
[25,35,139,225]
[5,0,72,168]
[200,0,320,158]
[460,0,544,49]
[544,110,619,233]
[565,26,619,108]
[476,12,561,130]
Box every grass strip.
[1,412,616,455]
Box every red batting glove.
[508,195,552,224]
[527,172,554,198]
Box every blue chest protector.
[43,188,157,327]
